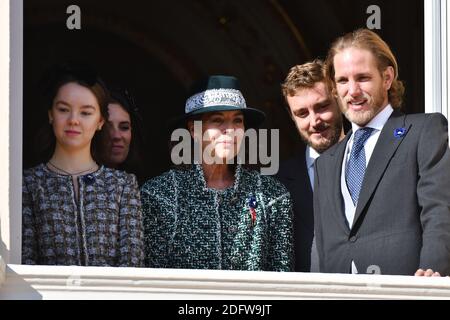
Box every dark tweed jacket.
[22,164,144,267]
[141,164,293,271]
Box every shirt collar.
[351,104,394,133]
[306,145,321,169]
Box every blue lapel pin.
[394,127,407,138]
[248,195,258,209]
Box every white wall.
[0,0,11,264]
[0,0,22,266]
[425,0,450,134]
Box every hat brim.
[168,105,266,131]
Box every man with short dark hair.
[278,60,344,272]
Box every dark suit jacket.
[277,145,315,272]
[314,111,450,275]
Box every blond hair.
[325,28,405,109]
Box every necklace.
[47,161,98,176]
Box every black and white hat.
[172,75,266,129]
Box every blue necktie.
[346,127,374,205]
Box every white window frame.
[425,0,450,120]
[1,0,22,267]
[2,0,450,299]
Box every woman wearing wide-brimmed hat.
[141,75,293,271]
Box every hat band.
[185,88,247,113]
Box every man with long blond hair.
[314,29,450,276]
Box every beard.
[339,90,386,127]
[300,117,343,154]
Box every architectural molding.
[424,0,450,123]
[441,0,450,141]
[422,0,450,143]
[0,255,5,288]
[424,0,442,114]
[442,0,449,120]
[1,0,23,266]
[9,0,23,266]
[1,264,450,299]
[0,0,11,264]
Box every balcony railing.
[1,261,450,299]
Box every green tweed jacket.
[141,164,293,271]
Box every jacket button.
[228,226,237,233]
[349,236,357,242]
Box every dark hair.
[99,88,146,182]
[36,62,110,163]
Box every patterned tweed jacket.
[141,164,293,271]
[22,164,144,267]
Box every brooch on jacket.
[248,195,257,226]
[394,127,407,138]
[82,174,96,185]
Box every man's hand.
[415,268,441,277]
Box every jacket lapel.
[329,132,352,233]
[351,111,410,229]
[295,150,313,200]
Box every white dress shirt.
[340,104,394,273]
